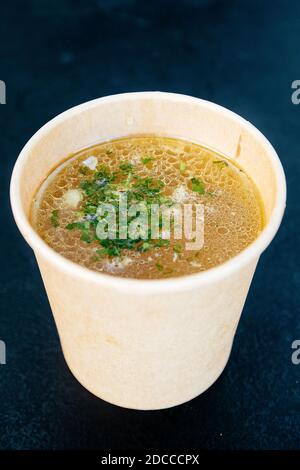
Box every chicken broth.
[31,135,264,279]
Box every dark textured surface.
[0,0,298,450]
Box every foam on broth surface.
[31,135,264,279]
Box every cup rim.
[10,91,286,294]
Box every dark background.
[0,0,298,450]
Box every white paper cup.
[10,92,286,410]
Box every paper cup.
[10,92,286,410]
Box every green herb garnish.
[154,239,170,248]
[80,180,100,196]
[51,209,59,228]
[191,177,205,195]
[96,248,107,256]
[79,166,89,175]
[119,162,134,173]
[141,156,153,165]
[179,161,186,173]
[65,158,173,256]
[66,221,95,244]
[173,244,182,253]
[139,241,151,252]
[133,176,164,199]
[155,262,164,271]
[66,222,77,230]
[80,231,92,243]
[213,160,228,168]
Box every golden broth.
[31,135,264,279]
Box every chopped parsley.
[179,161,186,173]
[141,156,153,165]
[154,239,170,248]
[155,262,164,271]
[191,177,205,195]
[79,166,89,175]
[139,241,151,252]
[80,231,92,243]
[119,162,134,173]
[60,160,176,258]
[133,176,164,200]
[51,209,59,227]
[173,243,182,253]
[213,160,228,168]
